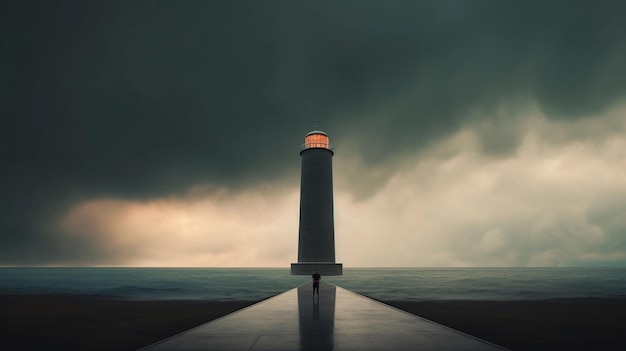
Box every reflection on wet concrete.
[298,282,336,350]
[141,281,507,350]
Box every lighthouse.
[291,129,343,276]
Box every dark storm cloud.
[2,0,625,264]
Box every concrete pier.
[140,282,508,350]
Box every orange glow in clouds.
[60,189,300,267]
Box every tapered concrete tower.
[291,130,342,276]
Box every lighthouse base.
[291,262,343,276]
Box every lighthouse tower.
[291,129,343,276]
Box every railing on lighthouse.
[301,130,334,152]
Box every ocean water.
[1,267,625,301]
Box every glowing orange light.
[303,133,331,150]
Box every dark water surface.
[1,267,625,301]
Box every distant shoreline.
[2,294,625,350]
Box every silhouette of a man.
[312,269,321,296]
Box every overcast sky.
[2,1,626,267]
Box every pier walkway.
[140,282,508,350]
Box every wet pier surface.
[140,282,507,350]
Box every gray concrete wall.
[297,147,336,263]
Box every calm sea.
[1,267,625,301]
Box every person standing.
[312,269,321,296]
